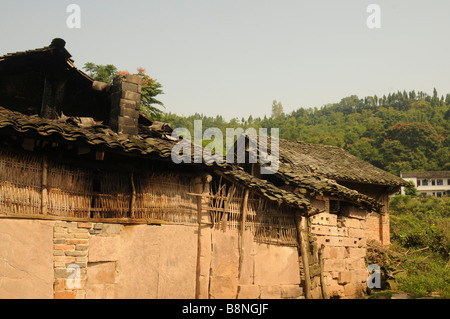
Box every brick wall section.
[53,221,111,299]
[366,196,390,245]
[109,74,142,136]
[309,206,368,299]
[53,221,91,299]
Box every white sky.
[1,0,450,120]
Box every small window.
[417,180,421,187]
[431,180,436,186]
[437,192,442,198]
[447,179,450,185]
[437,179,443,186]
[422,179,428,186]
[329,200,340,214]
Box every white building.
[400,171,450,197]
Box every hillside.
[162,89,450,176]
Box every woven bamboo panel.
[209,180,298,246]
[47,162,93,218]
[249,199,298,246]
[0,150,41,215]
[133,173,198,224]
[91,171,130,218]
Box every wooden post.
[238,189,250,279]
[41,154,48,215]
[318,244,327,299]
[130,172,136,219]
[295,212,311,299]
[193,175,211,298]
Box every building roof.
[0,106,178,159]
[0,38,92,83]
[0,106,313,212]
[271,171,384,212]
[276,139,409,187]
[0,38,394,214]
[401,171,450,179]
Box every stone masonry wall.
[109,74,142,136]
[309,207,368,299]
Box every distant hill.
[161,89,450,176]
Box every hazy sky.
[1,1,450,120]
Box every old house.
[0,39,408,299]
[230,136,409,297]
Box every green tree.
[136,67,165,120]
[83,62,118,83]
[404,181,418,196]
[271,100,284,118]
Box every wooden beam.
[318,244,327,299]
[41,154,48,215]
[130,172,136,219]
[40,77,55,119]
[194,177,203,299]
[238,189,250,279]
[0,214,167,225]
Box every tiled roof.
[0,106,312,211]
[277,139,409,186]
[273,172,383,212]
[401,171,450,179]
[0,106,177,158]
[0,38,92,82]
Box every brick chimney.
[109,74,142,135]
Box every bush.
[374,195,450,298]
[390,195,450,258]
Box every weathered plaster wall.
[208,228,302,299]
[0,219,54,298]
[114,224,197,299]
[0,211,370,299]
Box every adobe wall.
[208,228,302,299]
[0,219,54,298]
[53,221,198,299]
[0,218,303,299]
